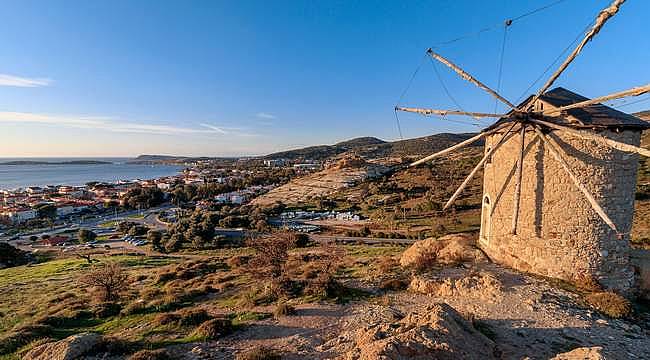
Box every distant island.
[0,160,113,166]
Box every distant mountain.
[264,133,480,161]
[334,137,386,148]
[0,160,112,165]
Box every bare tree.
[79,262,129,302]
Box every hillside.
[264,133,480,161]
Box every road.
[310,234,416,246]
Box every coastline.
[0,161,185,191]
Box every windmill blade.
[444,123,517,210]
[532,126,619,233]
[530,0,626,106]
[528,117,650,157]
[410,124,507,167]
[427,49,516,109]
[395,106,506,119]
[511,124,526,235]
[543,84,650,116]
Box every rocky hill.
[264,133,480,161]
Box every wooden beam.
[410,125,506,167]
[427,49,516,109]
[511,124,526,235]
[530,0,626,106]
[444,123,517,210]
[533,126,619,234]
[543,84,650,116]
[395,106,505,119]
[528,117,650,158]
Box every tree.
[164,233,184,252]
[79,262,129,302]
[147,230,163,251]
[36,204,57,220]
[78,229,97,243]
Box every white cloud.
[0,111,253,136]
[0,74,52,87]
[256,112,276,119]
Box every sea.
[0,157,184,190]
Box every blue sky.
[0,0,648,157]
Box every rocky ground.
[158,263,648,359]
[17,234,650,360]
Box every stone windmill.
[396,0,650,294]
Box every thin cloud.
[199,123,228,134]
[0,111,253,136]
[256,112,276,119]
[0,74,52,87]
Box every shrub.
[227,255,250,268]
[0,324,53,355]
[79,262,129,302]
[121,301,147,316]
[192,318,233,340]
[93,302,122,318]
[154,312,181,326]
[379,278,408,291]
[235,346,281,360]
[376,256,398,274]
[273,302,296,318]
[585,292,632,318]
[129,349,172,360]
[573,274,603,292]
[177,308,212,326]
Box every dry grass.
[192,318,233,340]
[379,278,408,291]
[128,349,172,360]
[585,292,632,318]
[235,346,281,360]
[273,302,297,318]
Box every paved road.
[310,234,416,246]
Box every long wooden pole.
[511,124,526,235]
[543,84,650,116]
[427,49,516,109]
[533,126,619,234]
[395,106,505,119]
[410,125,505,167]
[444,123,517,210]
[530,0,626,106]
[528,117,650,158]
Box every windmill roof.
[485,87,649,132]
[538,87,650,129]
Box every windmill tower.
[396,0,650,294]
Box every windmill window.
[486,147,492,164]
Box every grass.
[99,220,120,228]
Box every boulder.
[409,271,502,300]
[23,332,102,360]
[343,303,495,360]
[399,233,486,269]
[551,346,607,359]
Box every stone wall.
[479,123,640,294]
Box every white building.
[1,208,38,223]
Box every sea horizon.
[0,157,184,190]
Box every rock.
[551,346,607,359]
[342,303,495,360]
[409,271,503,301]
[22,332,102,360]
[399,233,486,269]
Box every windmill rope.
[494,20,511,114]
[430,0,570,49]
[514,19,594,104]
[394,53,429,140]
